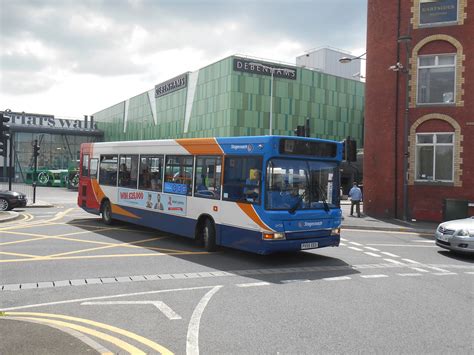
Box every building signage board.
[3,111,99,131]
[155,73,188,98]
[233,58,297,80]
[420,0,457,25]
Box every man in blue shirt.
[349,181,363,217]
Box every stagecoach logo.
[230,144,254,152]
[298,221,323,228]
[155,73,188,98]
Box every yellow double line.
[3,311,173,354]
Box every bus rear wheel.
[101,200,113,225]
[202,219,217,252]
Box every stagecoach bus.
[78,136,343,255]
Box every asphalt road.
[1,187,473,354]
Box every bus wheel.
[101,200,113,225]
[203,219,217,252]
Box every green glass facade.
[93,56,365,145]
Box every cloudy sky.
[1,0,367,119]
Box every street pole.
[33,139,38,204]
[8,133,13,191]
[269,69,274,135]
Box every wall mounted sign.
[420,0,457,25]
[2,111,99,131]
[233,57,297,80]
[155,73,188,98]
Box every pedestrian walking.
[349,182,362,217]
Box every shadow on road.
[66,217,360,283]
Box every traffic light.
[294,125,306,137]
[342,136,357,162]
[33,140,41,157]
[0,112,11,156]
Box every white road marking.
[410,267,429,273]
[236,282,270,288]
[364,252,382,258]
[360,274,388,279]
[339,243,347,246]
[402,258,421,264]
[364,247,380,252]
[340,238,348,242]
[281,279,310,284]
[397,273,423,277]
[323,276,351,281]
[367,244,437,248]
[384,258,405,265]
[81,301,181,320]
[348,246,363,252]
[349,242,363,246]
[381,252,400,258]
[186,286,222,355]
[433,273,457,276]
[465,272,474,275]
[0,286,218,311]
[413,240,435,243]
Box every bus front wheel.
[203,219,217,252]
[101,200,113,225]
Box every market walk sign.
[4,112,99,131]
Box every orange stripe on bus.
[176,138,223,155]
[237,203,272,232]
[111,204,140,219]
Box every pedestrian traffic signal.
[294,125,306,137]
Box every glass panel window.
[417,134,433,144]
[419,0,458,26]
[139,155,163,191]
[99,155,118,186]
[81,155,89,177]
[118,155,139,188]
[194,156,222,200]
[164,156,194,195]
[265,159,339,210]
[416,133,453,182]
[90,158,98,179]
[223,156,263,204]
[417,54,456,104]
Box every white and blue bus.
[78,136,343,255]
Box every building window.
[415,133,454,182]
[194,156,222,199]
[417,54,455,105]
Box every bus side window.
[89,159,98,179]
[99,155,118,186]
[139,155,163,192]
[118,155,138,189]
[223,156,263,204]
[165,155,193,196]
[194,156,221,199]
[81,155,89,177]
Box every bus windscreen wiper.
[314,182,330,213]
[288,188,307,214]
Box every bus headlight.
[262,232,286,240]
[331,227,341,236]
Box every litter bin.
[443,199,468,221]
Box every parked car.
[0,190,28,211]
[435,217,474,254]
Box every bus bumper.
[257,234,340,255]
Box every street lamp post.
[248,62,296,135]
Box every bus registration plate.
[301,242,319,250]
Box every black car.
[0,190,28,211]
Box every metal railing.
[0,178,34,201]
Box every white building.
[296,47,363,81]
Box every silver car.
[435,217,474,254]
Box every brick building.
[365,0,473,221]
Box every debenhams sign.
[155,73,188,98]
[233,58,297,80]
